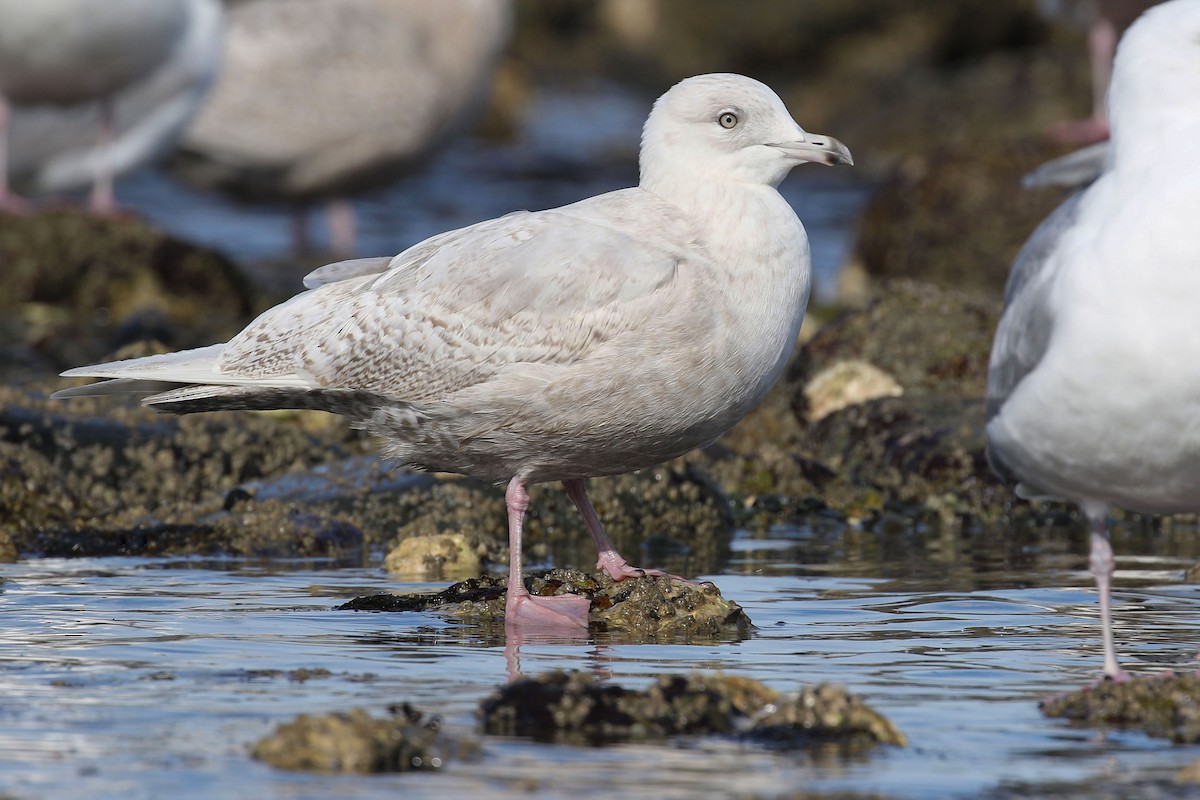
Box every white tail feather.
[57,344,315,389]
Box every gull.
[55,73,852,631]
[0,0,223,213]
[986,0,1200,680]
[176,0,511,255]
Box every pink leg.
[1048,17,1115,145]
[1087,511,1131,682]
[0,96,31,214]
[326,197,357,257]
[504,477,590,631]
[88,96,118,215]
[562,478,684,582]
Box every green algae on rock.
[479,670,905,750]
[341,568,752,641]
[1041,673,1200,743]
[253,703,477,773]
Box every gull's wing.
[216,189,704,401]
[985,191,1084,424]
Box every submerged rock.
[479,670,905,750]
[253,703,477,773]
[1040,673,1200,743]
[340,568,752,641]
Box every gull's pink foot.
[594,550,688,583]
[1100,667,1132,685]
[504,588,591,631]
[1048,116,1110,146]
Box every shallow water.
[4,521,1200,799]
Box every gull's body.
[0,0,222,212]
[57,73,851,630]
[986,0,1200,678]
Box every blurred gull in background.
[0,0,223,213]
[987,0,1200,681]
[175,0,512,256]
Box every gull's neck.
[642,170,809,281]
[641,169,812,394]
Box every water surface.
[4,522,1200,799]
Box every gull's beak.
[771,133,853,167]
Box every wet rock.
[340,568,752,641]
[253,703,477,773]
[0,210,258,380]
[479,670,904,750]
[746,681,908,750]
[1040,673,1200,743]
[384,533,487,580]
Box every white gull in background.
[0,0,223,213]
[987,0,1200,680]
[175,0,511,255]
[56,73,852,631]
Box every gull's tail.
[52,344,324,414]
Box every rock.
[339,568,753,641]
[803,360,903,423]
[0,211,258,379]
[791,280,1000,404]
[479,670,905,750]
[253,703,477,773]
[1040,673,1200,743]
[383,533,485,580]
[747,681,908,750]
[0,529,16,563]
[855,139,1072,292]
[0,387,371,559]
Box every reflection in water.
[3,519,1200,798]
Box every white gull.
[986,0,1200,680]
[0,0,223,213]
[55,73,852,631]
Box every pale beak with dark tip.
[772,134,854,166]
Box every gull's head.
[639,73,851,191]
[1107,0,1200,155]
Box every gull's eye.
[718,112,738,129]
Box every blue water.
[4,522,1200,800]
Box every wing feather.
[217,190,705,402]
